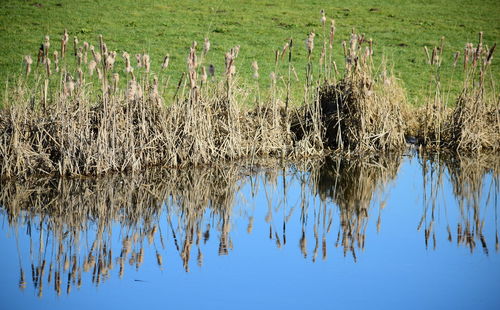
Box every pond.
[0,152,498,309]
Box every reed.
[0,14,497,179]
[416,33,498,152]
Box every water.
[0,153,499,309]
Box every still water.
[0,153,498,309]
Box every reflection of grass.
[0,154,403,294]
[418,152,499,253]
[1,153,498,295]
[0,0,498,103]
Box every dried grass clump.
[0,36,298,179]
[294,33,407,152]
[445,39,499,152]
[417,34,498,152]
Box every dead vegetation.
[0,13,498,179]
[415,34,499,152]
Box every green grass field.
[0,0,498,104]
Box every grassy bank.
[1,0,499,103]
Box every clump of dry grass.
[416,33,498,152]
[0,16,415,179]
[293,31,407,153]
[1,18,496,180]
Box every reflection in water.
[0,154,498,297]
[419,153,499,253]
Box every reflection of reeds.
[0,163,243,295]
[419,152,499,253]
[2,152,497,296]
[312,154,401,259]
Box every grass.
[0,0,499,104]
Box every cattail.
[142,54,150,72]
[188,70,197,89]
[135,54,143,67]
[320,9,326,26]
[188,46,197,70]
[136,82,143,98]
[73,36,79,56]
[101,42,108,57]
[90,46,101,64]
[106,51,116,71]
[112,73,119,91]
[66,73,75,94]
[251,60,259,79]
[24,55,33,75]
[61,29,69,58]
[88,60,97,76]
[43,35,50,60]
[77,67,83,85]
[225,52,233,75]
[162,54,170,69]
[83,41,89,63]
[203,37,210,55]
[127,79,137,101]
[151,75,160,101]
[201,66,207,84]
[306,32,315,57]
[329,19,336,49]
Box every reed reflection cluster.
[0,153,498,296]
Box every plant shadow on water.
[0,153,498,306]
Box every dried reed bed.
[0,13,413,179]
[415,33,499,152]
[418,152,499,253]
[299,36,408,152]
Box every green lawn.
[0,0,498,104]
